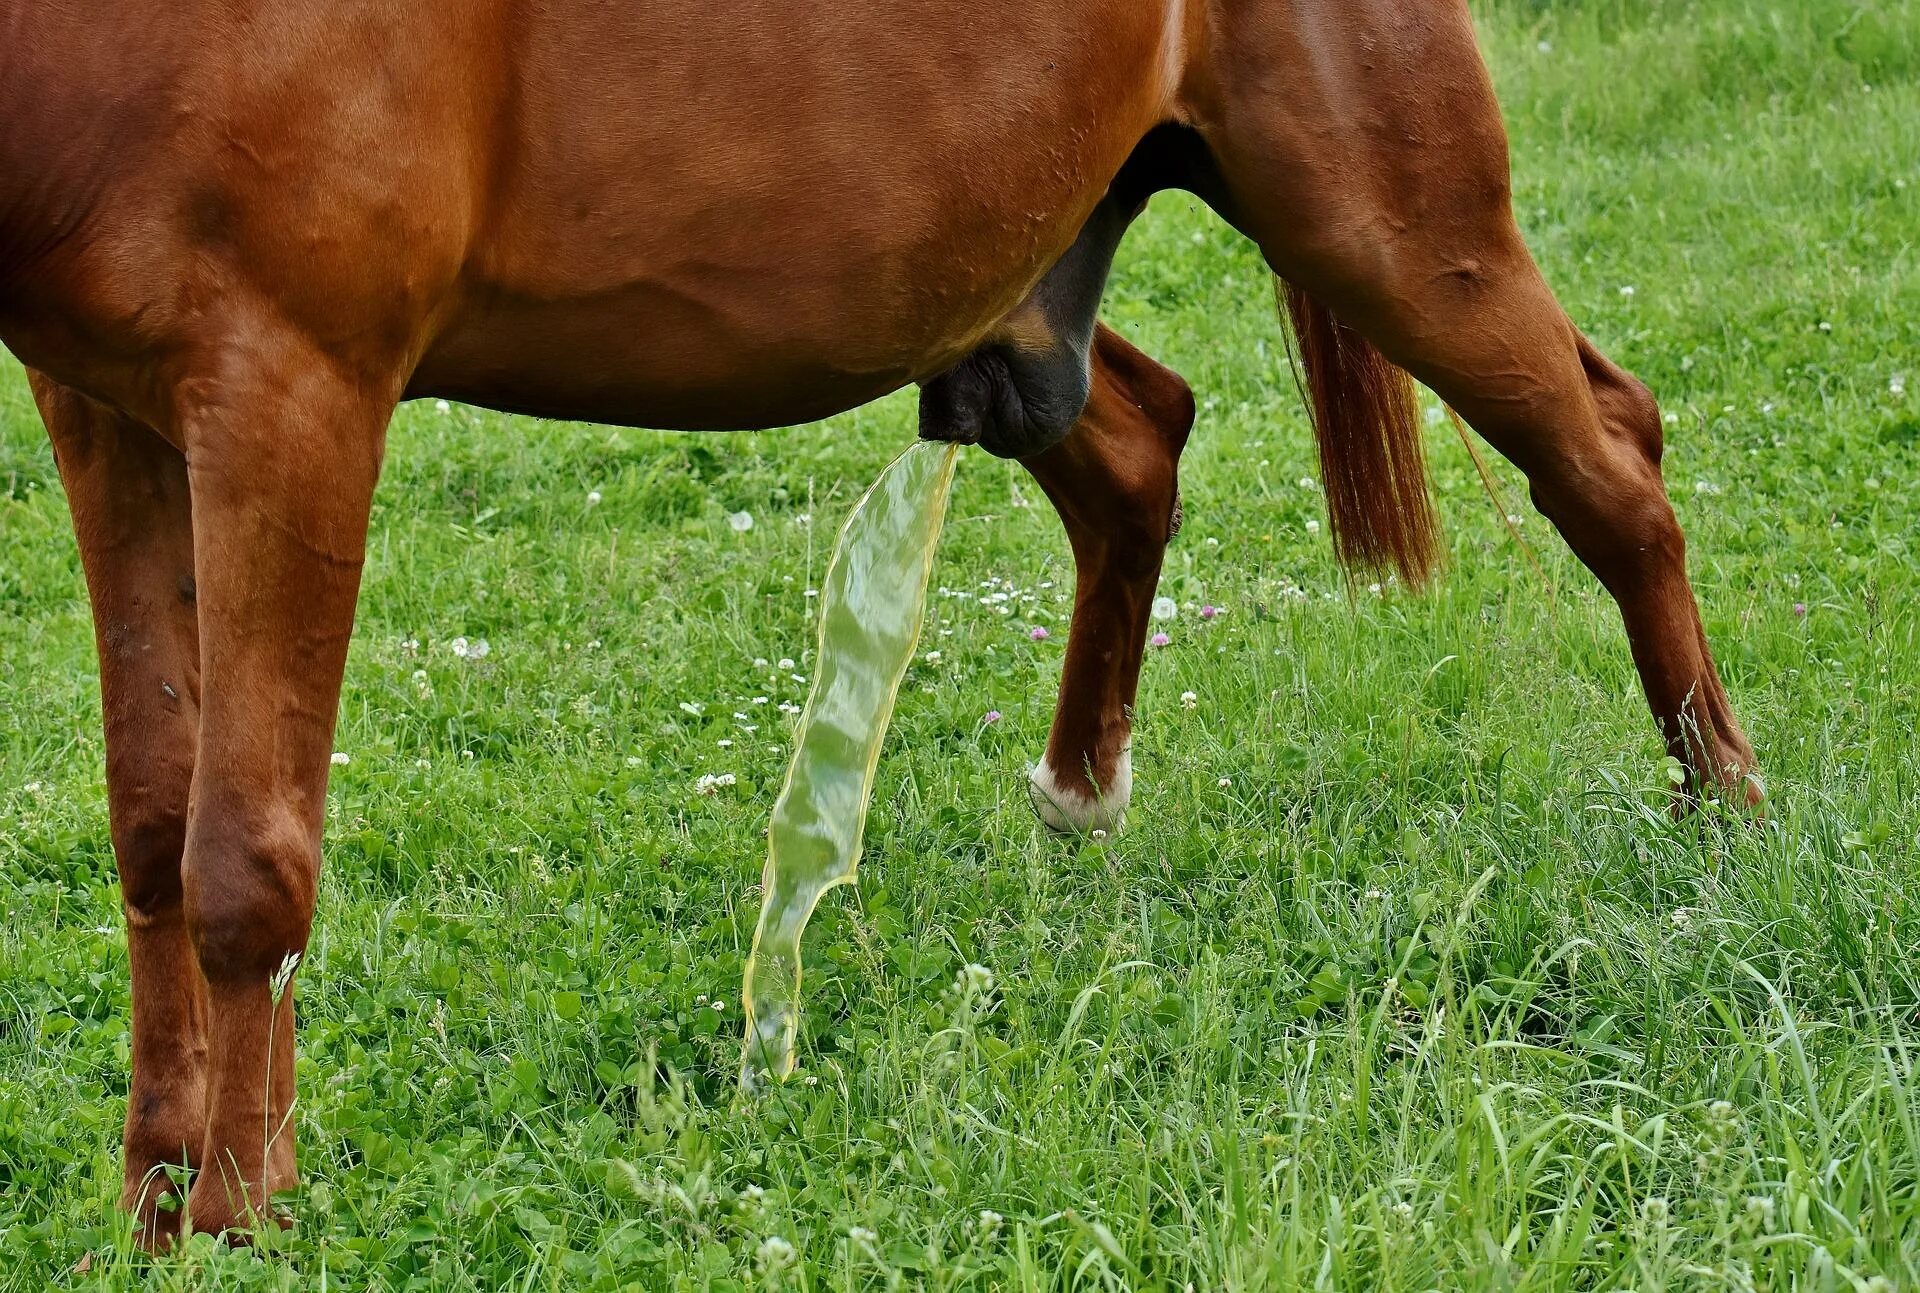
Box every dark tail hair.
[1278,280,1440,587]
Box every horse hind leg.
[1022,324,1194,832]
[1193,2,1758,804]
[31,373,208,1248]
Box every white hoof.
[1028,751,1131,834]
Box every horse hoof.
[1669,764,1767,821]
[1028,753,1130,834]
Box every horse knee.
[182,811,317,984]
[1053,326,1193,536]
[115,810,189,924]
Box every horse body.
[3,0,1177,430]
[1,0,1761,1246]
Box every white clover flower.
[1151,596,1178,621]
[755,1236,795,1270]
[330,752,351,766]
[848,1225,878,1246]
[960,963,995,994]
[728,511,754,532]
[778,658,796,671]
[694,772,737,796]
[586,490,602,506]
[434,399,451,414]
[1305,519,1321,534]
[1180,691,1198,709]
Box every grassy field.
[4,0,1919,1287]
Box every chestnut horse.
[0,0,1757,1244]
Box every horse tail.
[1277,279,1440,588]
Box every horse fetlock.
[1028,750,1132,834]
[184,1160,296,1244]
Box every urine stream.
[741,439,961,1083]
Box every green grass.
[3,0,1918,1286]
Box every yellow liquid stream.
[742,440,961,1084]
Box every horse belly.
[414,0,1176,430]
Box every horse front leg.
[167,327,394,1239]
[1021,324,1194,832]
[32,374,207,1248]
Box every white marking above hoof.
[1028,751,1131,834]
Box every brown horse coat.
[0,0,1756,1244]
